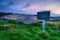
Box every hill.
[0,12,37,24]
[0,12,13,17]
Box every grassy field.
[0,20,60,40]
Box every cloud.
[0,0,60,14]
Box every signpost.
[37,11,50,32]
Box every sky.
[0,0,60,15]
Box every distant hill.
[0,12,60,24]
[50,16,60,21]
[0,12,13,17]
[0,12,37,24]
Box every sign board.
[37,11,50,32]
[37,11,50,20]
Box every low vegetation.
[0,20,60,40]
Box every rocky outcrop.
[1,14,38,24]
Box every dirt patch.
[0,26,14,30]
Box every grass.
[0,20,60,40]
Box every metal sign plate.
[37,11,50,20]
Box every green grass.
[0,20,60,40]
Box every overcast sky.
[0,0,60,15]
